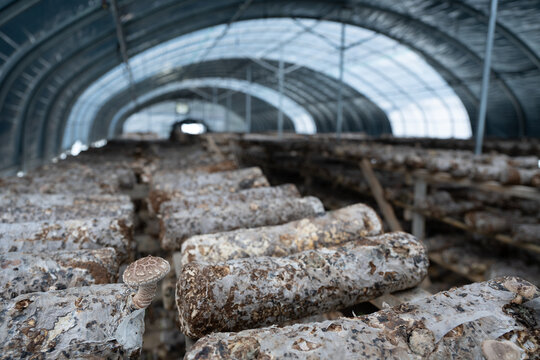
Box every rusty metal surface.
[181,203,383,264]
[0,248,119,300]
[149,167,269,213]
[0,194,134,224]
[0,218,133,263]
[161,196,324,251]
[176,232,428,338]
[159,184,300,215]
[185,277,539,359]
[0,284,144,358]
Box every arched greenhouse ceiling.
[114,89,298,136]
[0,0,540,172]
[89,59,391,143]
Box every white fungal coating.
[0,284,144,358]
[185,277,539,359]
[161,196,325,250]
[159,184,300,215]
[177,232,428,338]
[149,167,270,213]
[0,248,119,300]
[181,203,383,264]
[0,218,133,263]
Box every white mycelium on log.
[161,196,325,250]
[0,284,145,358]
[181,203,383,264]
[185,277,539,359]
[0,248,119,300]
[149,167,269,213]
[177,232,428,338]
[0,218,133,263]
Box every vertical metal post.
[212,87,218,105]
[412,179,427,241]
[226,91,232,132]
[212,87,218,131]
[336,22,346,139]
[246,65,252,132]
[475,0,498,155]
[277,47,284,138]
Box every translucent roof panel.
[65,18,471,148]
[107,78,314,137]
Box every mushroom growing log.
[0,194,134,223]
[159,184,300,215]
[176,232,428,338]
[0,248,119,300]
[185,277,539,359]
[149,167,269,213]
[0,284,145,358]
[0,218,133,263]
[0,161,136,195]
[512,223,540,245]
[464,211,512,234]
[181,203,383,264]
[161,196,325,250]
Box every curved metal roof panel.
[0,0,538,173]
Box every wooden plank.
[360,159,402,232]
[205,135,225,160]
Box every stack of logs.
[238,134,540,287]
[0,134,539,359]
[0,153,143,357]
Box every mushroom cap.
[123,255,170,286]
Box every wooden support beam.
[412,179,427,240]
[205,135,225,160]
[360,159,403,232]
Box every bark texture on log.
[0,284,144,358]
[150,160,238,184]
[0,162,136,195]
[0,194,134,223]
[0,218,133,263]
[242,136,540,186]
[176,232,428,338]
[416,191,479,217]
[149,167,269,213]
[159,184,300,215]
[464,211,511,234]
[513,224,540,245]
[185,277,539,359]
[0,248,119,300]
[181,203,383,264]
[161,196,325,251]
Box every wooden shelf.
[243,153,540,255]
[391,200,540,255]
[411,169,540,202]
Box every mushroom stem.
[132,282,157,309]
